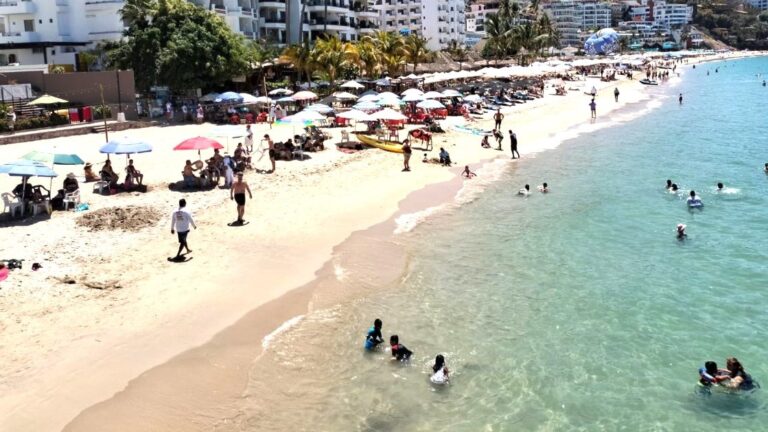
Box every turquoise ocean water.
[240,57,768,431]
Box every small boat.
[357,134,404,153]
[640,79,659,86]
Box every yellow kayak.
[357,134,403,153]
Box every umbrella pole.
[21,176,27,217]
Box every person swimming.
[518,184,530,196]
[716,182,724,192]
[430,354,450,384]
[687,190,702,207]
[677,223,687,240]
[390,335,413,361]
[723,357,756,391]
[364,319,383,350]
[699,361,726,386]
[538,182,549,193]
[764,162,768,173]
[666,179,673,190]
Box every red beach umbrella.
[174,136,224,157]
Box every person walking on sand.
[509,130,520,159]
[171,199,196,260]
[589,98,597,119]
[230,172,252,225]
[493,109,504,130]
[614,87,620,102]
[402,139,412,172]
[264,134,276,173]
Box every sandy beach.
[0,51,759,431]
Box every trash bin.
[82,106,92,122]
[117,112,126,122]
[68,108,80,123]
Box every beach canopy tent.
[359,90,378,97]
[416,99,445,109]
[276,96,296,103]
[291,91,318,101]
[28,94,68,106]
[199,92,220,103]
[370,108,407,121]
[0,159,58,215]
[238,93,260,104]
[375,78,391,86]
[305,103,334,114]
[377,92,400,100]
[214,92,243,103]
[269,88,293,96]
[174,136,223,157]
[401,93,424,102]
[340,80,365,89]
[22,151,84,166]
[332,91,358,100]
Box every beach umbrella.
[291,91,318,101]
[352,101,381,111]
[337,109,375,121]
[402,93,424,102]
[417,99,445,109]
[305,103,334,114]
[174,136,224,157]
[100,137,153,156]
[214,91,243,103]
[370,108,407,121]
[422,91,445,99]
[238,93,260,104]
[22,151,84,166]
[375,78,391,86]
[333,91,358,100]
[199,92,220,103]
[378,91,400,100]
[441,89,462,97]
[276,96,296,103]
[377,97,403,107]
[254,96,273,104]
[340,80,365,89]
[0,159,58,215]
[357,94,380,103]
[269,88,293,96]
[277,110,326,124]
[401,88,424,96]
[28,94,68,106]
[360,89,378,97]
[464,94,483,103]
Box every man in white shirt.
[170,198,196,260]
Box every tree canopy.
[111,0,252,92]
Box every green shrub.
[93,105,112,120]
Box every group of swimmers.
[364,319,450,385]
[518,183,549,196]
[699,357,757,391]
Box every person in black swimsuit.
[390,335,413,361]
[230,172,252,224]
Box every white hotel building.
[0,0,124,67]
[372,0,466,50]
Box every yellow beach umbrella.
[28,94,68,106]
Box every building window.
[32,47,44,54]
[23,20,34,32]
[9,54,17,63]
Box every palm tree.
[280,41,315,87]
[312,35,355,89]
[120,0,156,29]
[498,0,520,25]
[485,13,512,64]
[354,36,382,78]
[445,39,469,71]
[511,23,537,65]
[534,13,559,55]
[372,30,405,76]
[403,34,431,73]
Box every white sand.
[0,52,758,431]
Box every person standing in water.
[430,354,450,384]
[230,172,252,225]
[364,319,383,350]
[679,93,683,105]
[518,184,530,196]
[509,130,520,159]
[716,182,724,192]
[614,87,620,102]
[666,179,673,190]
[676,223,687,240]
[462,166,476,178]
[687,190,702,207]
[589,98,596,119]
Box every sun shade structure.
[21,151,84,166]
[28,94,68,105]
[100,138,153,155]
[174,137,224,152]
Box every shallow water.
[236,57,768,431]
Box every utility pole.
[99,84,109,142]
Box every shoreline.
[1,52,760,431]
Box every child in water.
[430,354,450,384]
[518,184,530,196]
[390,335,413,361]
[364,319,383,350]
[676,224,687,240]
[462,166,476,178]
[538,182,549,193]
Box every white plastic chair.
[92,181,109,194]
[63,190,80,210]
[31,199,51,216]
[2,192,23,217]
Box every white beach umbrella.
[269,88,293,96]
[422,91,445,99]
[352,101,381,111]
[370,108,407,121]
[333,91,359,100]
[401,88,424,96]
[377,91,400,100]
[239,93,260,104]
[441,89,462,97]
[340,80,365,89]
[305,103,334,114]
[292,90,318,101]
[360,89,378,97]
[276,96,296,103]
[402,93,424,102]
[254,96,273,104]
[337,109,375,121]
[416,99,445,109]
[463,94,483,103]
[358,94,380,103]
[377,97,403,107]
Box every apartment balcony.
[306,0,353,14]
[84,0,123,11]
[0,0,36,14]
[308,21,353,32]
[0,31,40,43]
[258,0,286,9]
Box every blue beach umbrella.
[214,91,244,103]
[583,28,620,55]
[0,159,58,215]
[99,137,153,156]
[22,150,84,166]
